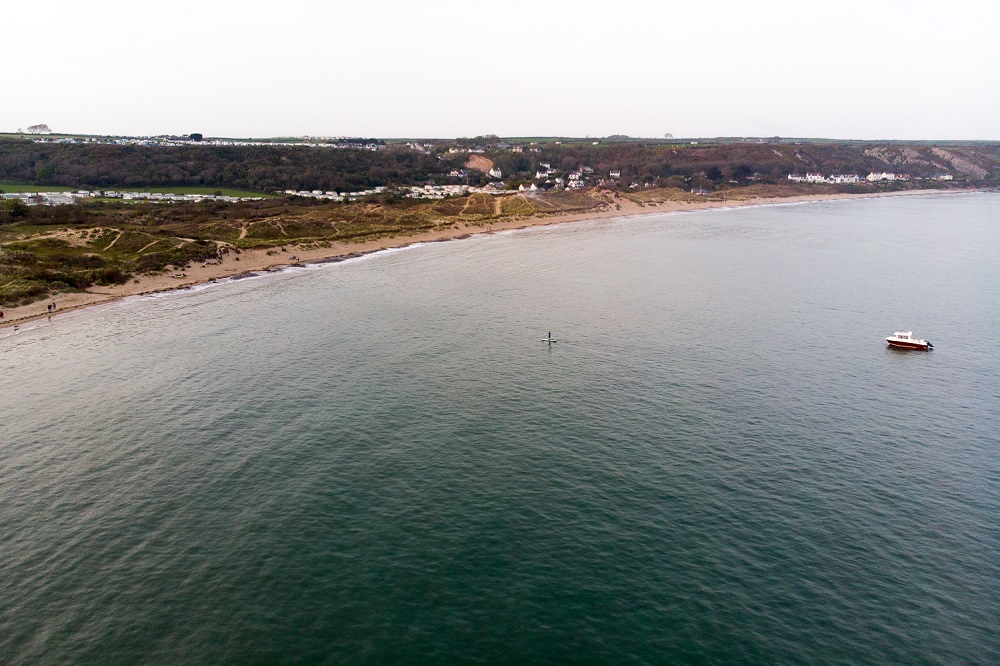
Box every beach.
[0,188,960,329]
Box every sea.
[1,192,998,664]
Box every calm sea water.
[1,193,998,664]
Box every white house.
[609,169,621,179]
[866,172,906,182]
[789,173,860,184]
[488,167,503,179]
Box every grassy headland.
[0,191,605,308]
[2,135,996,313]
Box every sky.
[6,0,999,140]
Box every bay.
[1,193,998,664]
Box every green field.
[0,182,79,193]
[0,182,275,197]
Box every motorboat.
[886,331,933,350]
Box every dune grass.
[0,191,607,307]
[0,182,79,193]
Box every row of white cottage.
[787,173,861,184]
[787,172,943,184]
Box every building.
[788,173,860,184]
[866,172,902,182]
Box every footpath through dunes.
[0,187,971,329]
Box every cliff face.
[463,154,495,174]
[929,148,990,179]
[856,145,992,179]
[673,143,998,181]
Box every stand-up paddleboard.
[541,338,557,343]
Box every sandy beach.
[0,188,961,330]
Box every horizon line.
[3,131,999,144]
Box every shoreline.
[0,188,974,331]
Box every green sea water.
[1,193,998,664]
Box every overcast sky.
[6,0,998,139]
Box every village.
[28,135,386,151]
[2,153,619,206]
[5,132,976,208]
[0,190,264,206]
[282,162,620,202]
[788,171,954,184]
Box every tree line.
[1,138,995,194]
[0,141,449,193]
